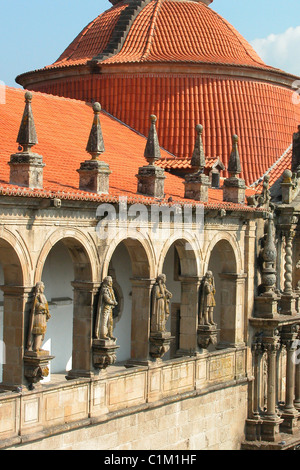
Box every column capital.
[0,285,33,295]
[71,280,101,292]
[130,278,156,288]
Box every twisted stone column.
[281,230,297,315]
[284,230,295,295]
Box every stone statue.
[292,125,300,173]
[27,282,51,353]
[151,274,172,334]
[199,271,216,326]
[95,276,118,341]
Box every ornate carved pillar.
[67,281,100,379]
[280,324,300,433]
[281,229,297,315]
[260,331,283,442]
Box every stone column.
[0,285,32,390]
[294,330,300,411]
[280,324,300,433]
[67,281,100,379]
[218,273,246,348]
[245,339,263,441]
[261,332,283,442]
[281,229,297,315]
[178,276,201,355]
[127,278,155,366]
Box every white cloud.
[251,26,300,77]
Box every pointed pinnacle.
[191,124,206,171]
[144,115,161,165]
[17,91,38,152]
[86,102,105,159]
[228,134,242,176]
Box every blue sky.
[1,0,300,88]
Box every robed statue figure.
[199,271,216,326]
[27,281,51,352]
[95,276,118,341]
[151,274,172,334]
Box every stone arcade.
[1,0,300,451]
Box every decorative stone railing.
[0,346,249,449]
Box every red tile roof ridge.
[251,144,293,190]
[0,183,263,212]
[7,85,90,106]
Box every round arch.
[101,232,155,281]
[205,235,245,348]
[203,231,242,275]
[101,234,154,364]
[34,228,98,284]
[157,235,202,358]
[157,233,202,278]
[0,231,31,386]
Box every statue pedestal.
[254,294,280,319]
[197,324,219,349]
[280,293,297,316]
[149,332,174,359]
[24,350,54,389]
[92,338,119,371]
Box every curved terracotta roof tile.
[42,0,273,70]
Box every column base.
[245,417,263,442]
[261,416,284,442]
[280,409,300,434]
[66,370,95,380]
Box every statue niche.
[24,282,54,389]
[149,274,174,359]
[197,271,218,349]
[93,276,119,371]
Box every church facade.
[1,0,300,450]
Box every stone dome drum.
[16,0,300,186]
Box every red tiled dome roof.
[40,0,270,70]
[16,0,300,187]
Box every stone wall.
[9,383,247,451]
[0,348,250,450]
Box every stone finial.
[191,124,206,172]
[184,123,210,202]
[228,134,242,176]
[223,134,246,204]
[137,114,165,198]
[86,102,105,159]
[9,91,45,189]
[17,91,38,152]
[144,115,161,165]
[77,102,111,194]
